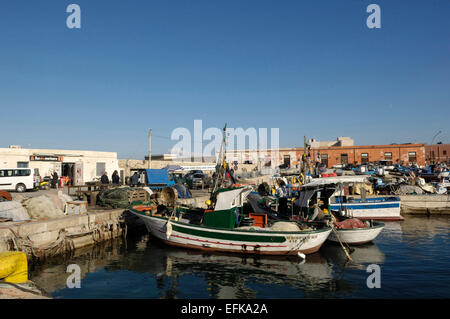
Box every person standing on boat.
[276,180,288,216]
[308,202,325,222]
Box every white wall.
[0,148,119,184]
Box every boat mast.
[211,124,227,196]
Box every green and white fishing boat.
[130,185,332,255]
[129,124,332,256]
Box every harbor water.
[29,215,450,299]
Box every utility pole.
[148,128,152,169]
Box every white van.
[0,168,40,192]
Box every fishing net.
[269,221,301,232]
[334,218,368,229]
[0,201,30,222]
[97,187,147,208]
[22,196,65,220]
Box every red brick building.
[226,142,427,169]
[425,144,450,164]
[306,143,426,167]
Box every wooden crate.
[128,190,148,203]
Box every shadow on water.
[29,230,393,299]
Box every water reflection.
[31,234,361,298]
[29,215,449,299]
[116,236,345,298]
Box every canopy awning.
[301,175,368,188]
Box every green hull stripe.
[172,224,286,243]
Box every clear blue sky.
[0,0,449,159]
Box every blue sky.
[0,0,449,159]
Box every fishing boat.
[301,176,403,221]
[129,188,332,255]
[327,218,385,245]
[129,125,332,256]
[294,178,385,245]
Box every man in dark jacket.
[112,170,120,185]
[51,171,59,189]
[101,172,109,184]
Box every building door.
[408,152,417,164]
[283,155,290,167]
[62,163,75,186]
[321,154,328,167]
[384,152,393,165]
[361,153,369,164]
[341,154,348,165]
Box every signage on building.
[30,155,63,162]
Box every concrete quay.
[0,207,143,259]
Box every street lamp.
[430,130,442,164]
[431,130,442,145]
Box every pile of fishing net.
[334,218,368,229]
[269,221,301,232]
[0,201,30,222]
[97,187,149,208]
[21,192,73,220]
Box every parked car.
[343,164,356,170]
[186,172,208,189]
[0,168,40,192]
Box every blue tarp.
[145,169,174,187]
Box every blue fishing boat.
[301,176,403,221]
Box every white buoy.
[297,252,306,260]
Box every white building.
[308,137,354,148]
[0,146,120,185]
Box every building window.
[321,154,328,167]
[340,154,348,165]
[361,153,369,164]
[384,152,393,165]
[17,162,29,168]
[408,152,417,163]
[444,150,447,156]
[96,162,106,176]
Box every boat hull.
[131,212,332,255]
[328,223,385,245]
[330,198,403,221]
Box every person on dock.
[51,171,59,189]
[112,170,120,185]
[101,172,110,184]
[130,172,140,187]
